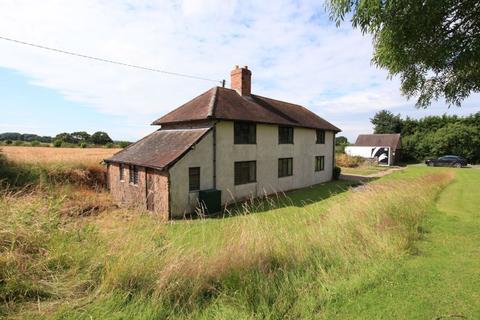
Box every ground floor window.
[234,161,256,185]
[278,158,293,177]
[189,167,200,191]
[129,165,139,185]
[315,156,325,172]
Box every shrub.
[336,153,365,167]
[30,140,40,147]
[5,140,12,145]
[53,140,63,148]
[13,140,23,146]
[105,142,114,149]
[80,142,88,148]
[333,166,341,180]
[119,141,130,148]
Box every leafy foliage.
[91,131,113,145]
[71,131,91,143]
[327,0,480,107]
[0,131,123,147]
[371,110,403,134]
[371,110,480,162]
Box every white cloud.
[0,0,477,141]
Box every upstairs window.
[119,164,125,181]
[234,161,256,185]
[315,156,325,172]
[278,126,294,144]
[234,122,256,144]
[129,165,139,185]
[278,158,293,177]
[189,167,200,191]
[316,130,325,144]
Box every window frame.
[188,167,201,191]
[315,156,325,172]
[278,157,293,177]
[316,129,325,144]
[129,165,139,185]
[234,161,257,185]
[234,121,256,144]
[278,126,294,144]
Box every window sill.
[279,175,293,178]
[234,182,257,186]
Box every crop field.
[1,149,479,319]
[0,146,120,167]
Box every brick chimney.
[230,65,251,96]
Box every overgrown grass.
[0,165,454,319]
[0,151,106,188]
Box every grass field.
[0,146,120,167]
[1,150,478,319]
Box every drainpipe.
[213,122,217,189]
[332,132,336,180]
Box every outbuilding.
[345,133,401,166]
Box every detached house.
[105,66,341,220]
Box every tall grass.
[0,151,106,189]
[0,170,453,319]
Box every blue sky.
[0,0,478,142]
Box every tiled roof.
[104,127,211,169]
[354,134,401,149]
[152,87,340,132]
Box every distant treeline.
[371,111,480,163]
[0,131,131,148]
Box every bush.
[5,140,12,145]
[13,140,23,146]
[333,166,341,180]
[53,140,63,148]
[105,142,114,149]
[119,141,130,148]
[30,140,40,147]
[336,154,365,167]
[79,142,88,148]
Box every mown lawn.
[321,167,480,319]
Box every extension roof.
[104,127,211,170]
[354,134,401,149]
[152,86,341,132]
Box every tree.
[431,122,480,162]
[90,131,113,145]
[327,0,480,107]
[71,131,91,143]
[335,136,349,145]
[370,110,402,134]
[54,132,74,144]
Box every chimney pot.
[230,65,252,96]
